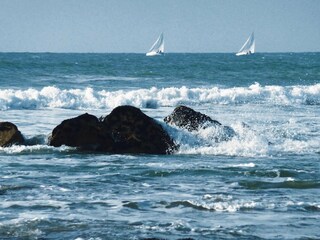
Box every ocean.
[0,53,319,240]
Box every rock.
[101,105,177,154]
[0,122,24,147]
[49,113,114,151]
[164,105,235,141]
[164,105,221,131]
[49,106,177,154]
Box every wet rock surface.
[49,113,114,151]
[101,105,177,154]
[0,122,24,147]
[164,105,221,131]
[49,106,177,154]
[164,105,236,142]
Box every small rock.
[0,122,24,147]
[164,105,235,142]
[164,105,221,131]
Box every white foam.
[229,163,256,168]
[167,121,270,157]
[0,144,74,154]
[188,198,257,212]
[185,194,320,213]
[286,177,295,182]
[165,116,320,157]
[0,83,319,110]
[270,139,320,155]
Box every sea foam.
[164,119,319,157]
[0,83,319,110]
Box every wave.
[0,145,75,154]
[0,83,319,110]
[165,199,256,213]
[164,194,320,213]
[164,120,319,157]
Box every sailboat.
[146,33,164,56]
[236,32,255,56]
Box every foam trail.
[0,83,319,110]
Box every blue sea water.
[0,53,319,240]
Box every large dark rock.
[0,122,24,147]
[49,113,114,151]
[49,106,177,154]
[101,105,177,154]
[164,105,235,141]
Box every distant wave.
[0,83,319,110]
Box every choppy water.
[0,53,319,239]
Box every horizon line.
[0,51,319,54]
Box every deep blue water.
[1,53,319,90]
[0,53,319,239]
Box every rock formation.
[164,105,235,141]
[0,122,24,147]
[49,113,114,151]
[2,105,235,153]
[164,105,221,131]
[101,105,177,154]
[49,106,177,154]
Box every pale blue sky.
[1,0,319,53]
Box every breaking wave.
[0,83,319,110]
[164,121,319,157]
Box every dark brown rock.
[0,122,24,147]
[102,105,177,154]
[49,106,177,154]
[49,113,114,151]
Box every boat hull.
[146,52,164,57]
[236,52,254,56]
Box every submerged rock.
[164,105,235,141]
[0,122,24,147]
[101,105,177,154]
[49,106,177,154]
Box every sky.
[0,0,319,53]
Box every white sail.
[236,32,255,56]
[146,33,164,56]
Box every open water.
[0,53,319,239]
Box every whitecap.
[0,144,75,154]
[229,163,256,168]
[0,83,319,110]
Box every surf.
[0,83,320,110]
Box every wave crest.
[0,83,319,110]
